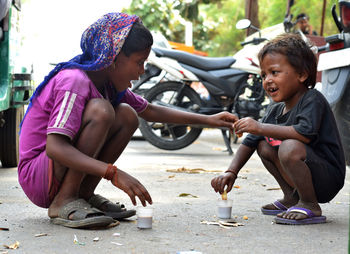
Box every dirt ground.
[0,129,349,254]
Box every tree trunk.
[245,0,260,36]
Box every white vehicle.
[317,0,350,165]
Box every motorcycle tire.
[139,81,203,150]
[333,84,350,166]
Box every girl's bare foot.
[48,197,77,218]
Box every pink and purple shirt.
[18,68,147,207]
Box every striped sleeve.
[47,90,85,140]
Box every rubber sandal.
[261,200,288,215]
[274,206,326,225]
[88,194,136,220]
[50,199,114,229]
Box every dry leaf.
[266,187,281,191]
[233,185,240,189]
[3,241,19,249]
[200,220,244,228]
[243,216,248,220]
[178,193,198,198]
[168,175,175,178]
[166,167,221,174]
[34,233,47,237]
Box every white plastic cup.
[137,207,153,229]
[217,199,233,219]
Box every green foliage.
[124,0,177,39]
[124,0,342,57]
[259,0,339,36]
[175,1,199,21]
[200,0,246,56]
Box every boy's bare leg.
[277,139,321,220]
[48,99,116,218]
[257,141,299,210]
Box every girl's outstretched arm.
[139,104,238,131]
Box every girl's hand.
[207,112,238,131]
[211,172,237,194]
[113,169,152,207]
[234,117,262,136]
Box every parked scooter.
[318,0,350,165]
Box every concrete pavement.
[0,129,349,254]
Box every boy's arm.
[234,117,310,144]
[258,123,310,143]
[138,103,238,129]
[226,144,256,176]
[211,144,255,194]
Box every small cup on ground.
[137,206,153,229]
[217,199,233,219]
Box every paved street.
[0,129,349,254]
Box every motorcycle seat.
[152,47,236,71]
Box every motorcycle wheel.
[139,81,203,150]
[333,84,350,166]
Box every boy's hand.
[211,172,237,194]
[207,112,238,132]
[234,117,262,136]
[113,169,152,207]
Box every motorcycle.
[132,1,300,154]
[133,37,270,155]
[317,0,350,165]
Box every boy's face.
[260,53,308,110]
[108,48,151,92]
[297,18,309,33]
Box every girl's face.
[260,53,308,111]
[108,47,151,92]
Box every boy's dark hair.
[121,22,153,57]
[258,33,317,88]
[296,13,309,22]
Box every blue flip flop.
[261,200,288,215]
[274,206,326,225]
